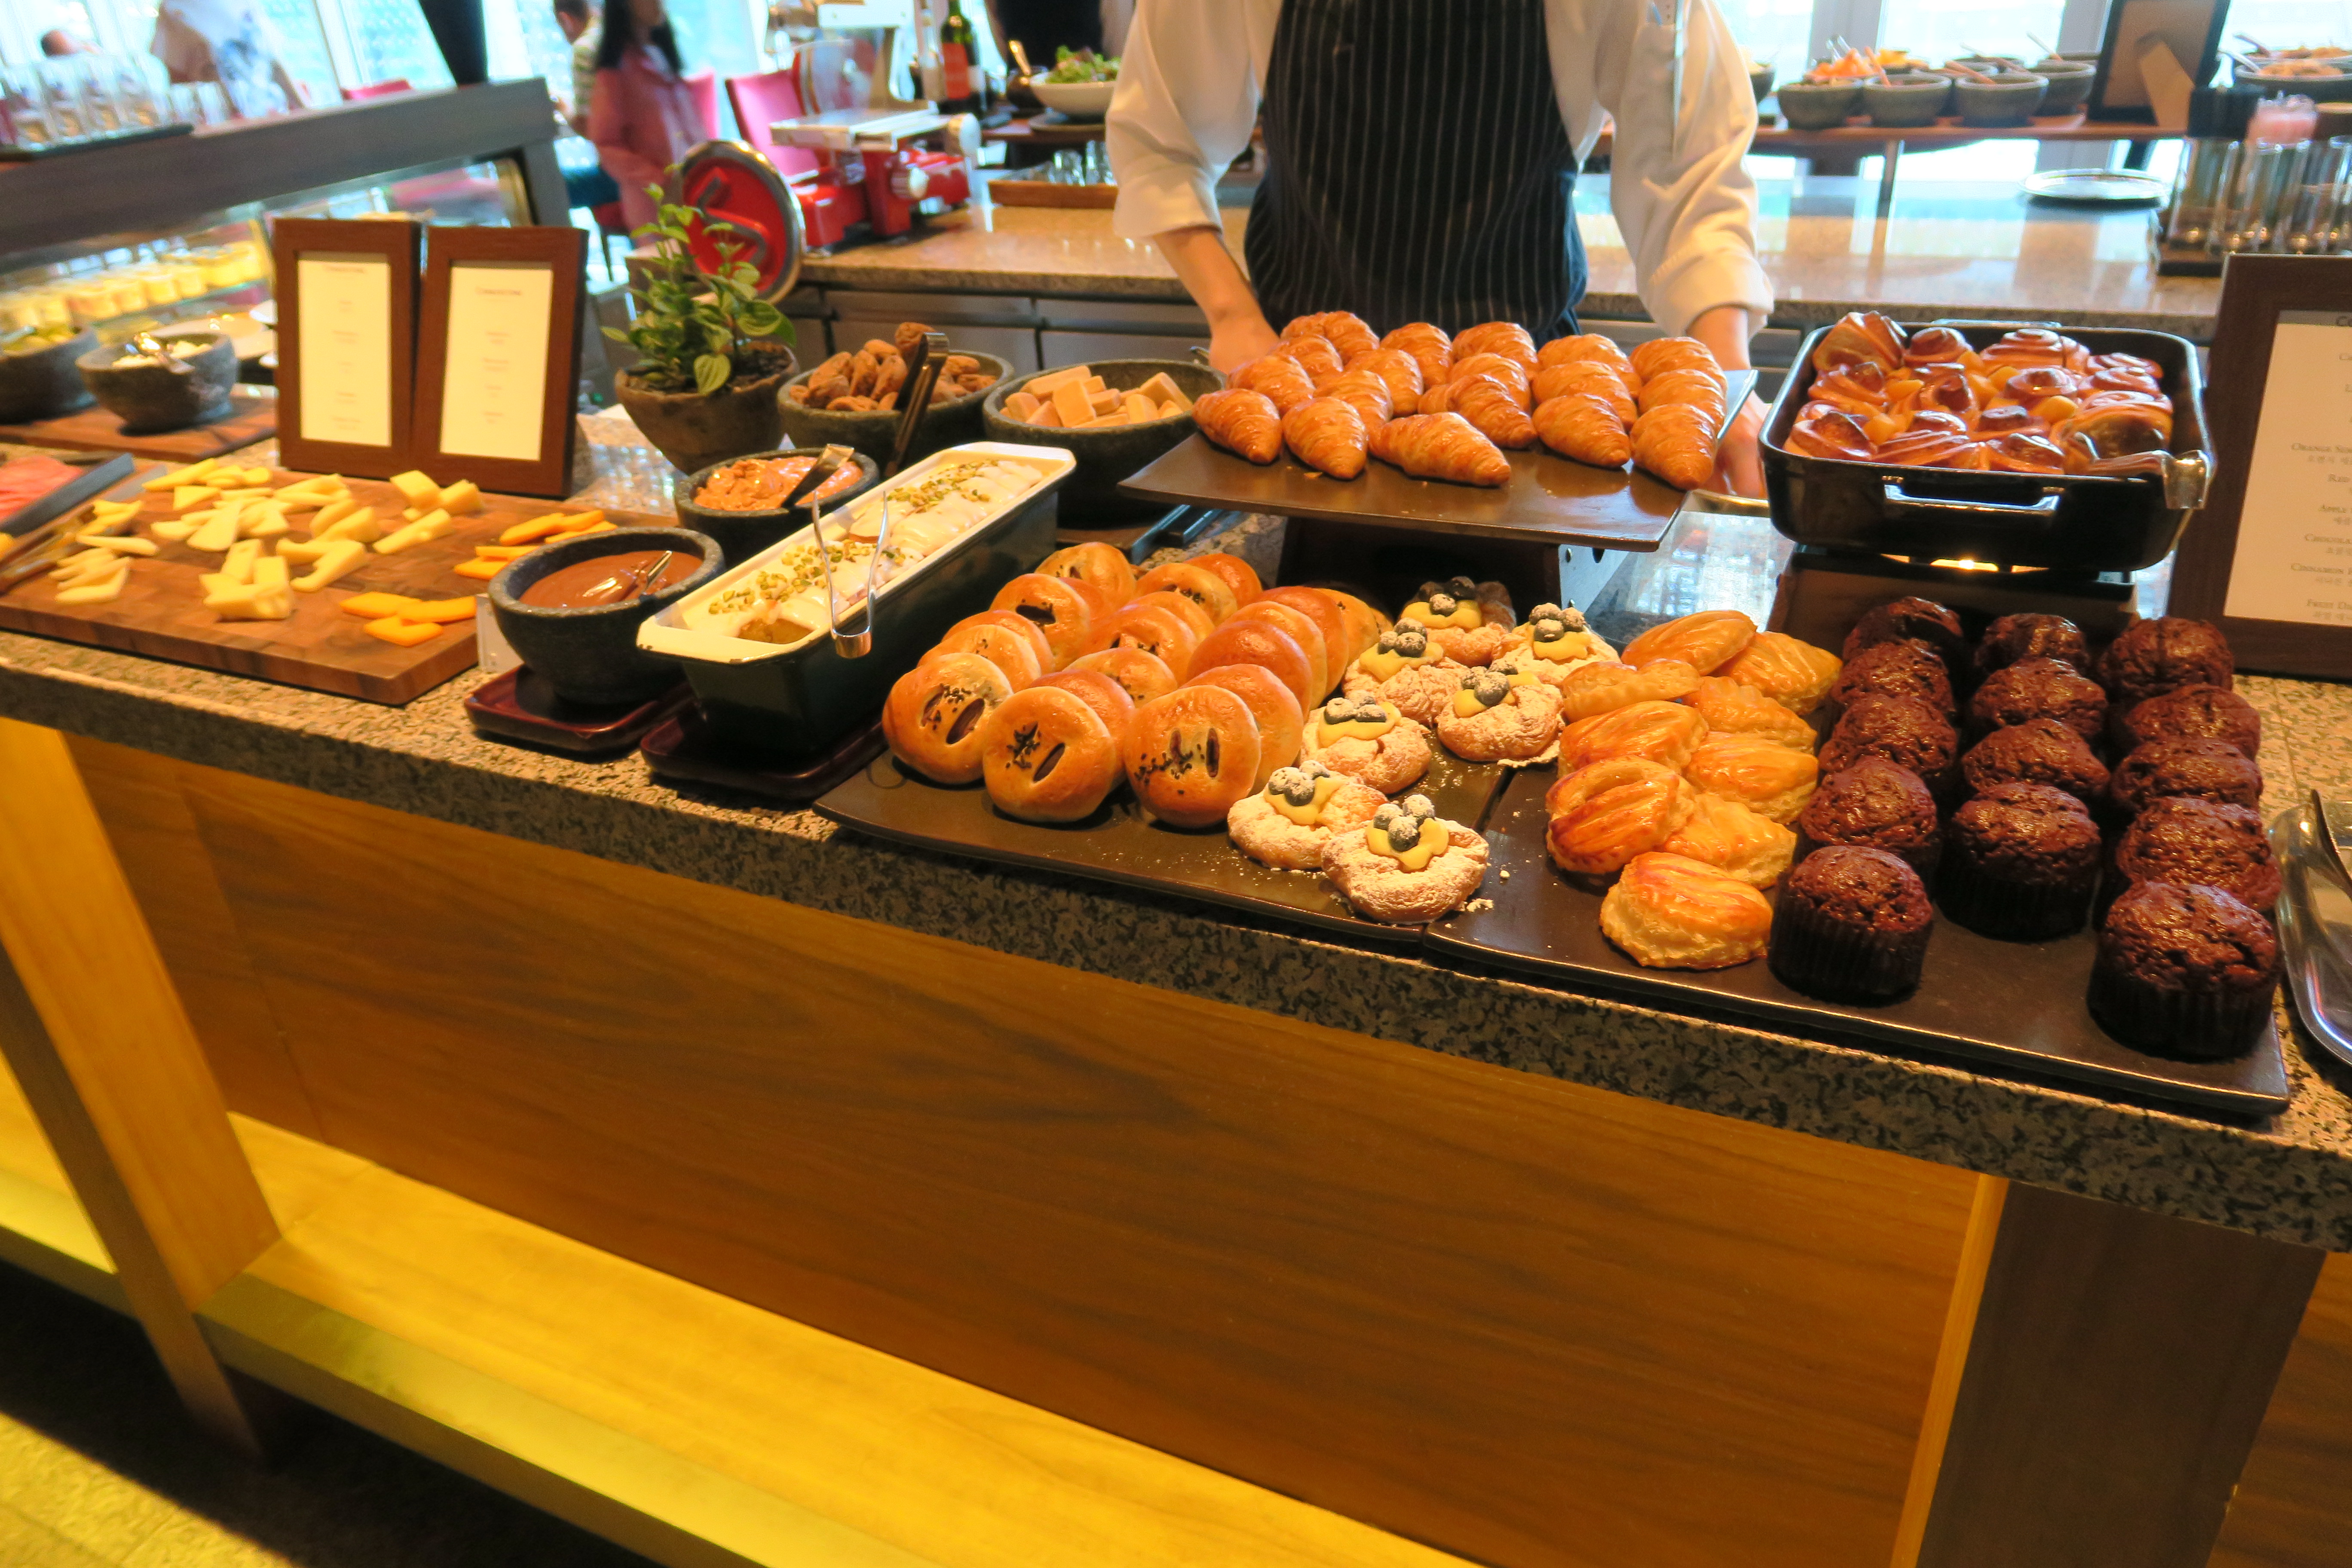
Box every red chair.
[684,68,720,138]
[340,78,412,101]
[725,68,819,177]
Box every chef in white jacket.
[1106,0,1774,491]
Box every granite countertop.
[5,510,2352,1251]
[803,179,2223,338]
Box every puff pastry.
[1683,733,1820,823]
[1513,604,1618,683]
[1231,354,1317,416]
[1558,658,1702,720]
[1537,333,1639,386]
[1628,336,1723,383]
[1227,760,1387,871]
[1449,353,1532,407]
[1559,698,1710,772]
[1369,413,1512,487]
[1810,310,1906,375]
[1445,374,1536,449]
[1600,852,1773,969]
[1657,792,1798,888]
[1719,632,1842,713]
[1620,609,1756,674]
[1323,366,1396,428]
[1194,389,1283,464]
[1277,334,1344,387]
[1452,321,1538,371]
[1533,361,1636,423]
[1381,322,1453,387]
[1346,346,1425,408]
[1534,394,1632,468]
[1282,396,1369,479]
[1682,676,1817,752]
[1545,758,1698,875]
[1630,402,1720,491]
[1322,796,1490,924]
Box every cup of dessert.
[76,329,236,433]
[490,526,723,707]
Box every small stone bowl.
[1956,70,2049,127]
[1750,62,1777,102]
[0,328,96,423]
[1864,72,1955,128]
[779,351,1013,465]
[489,526,722,706]
[674,447,881,566]
[1775,80,1863,130]
[980,358,1225,521]
[76,330,236,433]
[2032,59,2097,114]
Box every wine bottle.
[940,0,984,114]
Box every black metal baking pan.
[1425,766,2291,1119]
[1761,321,2209,572]
[818,744,1507,949]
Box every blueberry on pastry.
[1322,793,1490,924]
[1305,693,1433,793]
[1599,851,1775,970]
[1510,602,1618,684]
[1435,665,1565,763]
[1401,576,1515,665]
[1342,618,1470,724]
[1227,759,1387,872]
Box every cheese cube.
[1028,365,1090,396]
[293,540,369,592]
[1049,380,1096,428]
[389,470,442,511]
[1082,375,1107,394]
[1137,372,1192,412]
[1122,392,1158,423]
[437,481,482,516]
[1030,402,1064,429]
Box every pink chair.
[684,68,720,138]
[340,78,412,101]
[725,68,819,176]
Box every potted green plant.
[606,189,798,473]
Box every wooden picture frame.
[2086,0,2227,127]
[410,225,586,500]
[272,216,420,479]
[2169,254,2352,679]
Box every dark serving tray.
[818,744,1507,949]
[1118,372,1756,552]
[1425,767,2291,1119]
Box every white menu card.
[437,261,553,463]
[295,254,393,448]
[2224,310,2352,627]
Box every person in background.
[151,0,308,116]
[589,0,710,229]
[552,0,600,133]
[39,29,94,56]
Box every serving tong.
[2270,790,2352,1070]
[815,331,950,659]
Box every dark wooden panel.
[2213,1253,2352,1568]
[175,759,1978,1568]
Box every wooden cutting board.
[0,466,602,704]
[0,387,277,461]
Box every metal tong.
[2271,790,2352,1071]
[821,333,952,658]
[787,442,876,658]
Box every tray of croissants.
[1422,597,2288,1117]
[1118,312,1754,547]
[1764,313,2212,573]
[819,542,1623,943]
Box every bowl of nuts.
[780,322,1008,464]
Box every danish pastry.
[1533,394,1632,467]
[1226,760,1387,872]
[1599,851,1774,970]
[1513,603,1618,683]
[1620,609,1756,674]
[1380,322,1453,387]
[1436,667,1564,762]
[1305,692,1433,793]
[1402,576,1514,665]
[1123,685,1263,829]
[1189,551,1264,607]
[1194,388,1283,462]
[1228,600,1333,699]
[884,652,1015,785]
[1231,354,1317,416]
[1718,632,1842,713]
[1322,795,1490,924]
[1033,668,1136,743]
[1191,618,1315,708]
[1092,603,1199,679]
[1683,733,1820,824]
[978,685,1122,823]
[1136,560,1242,624]
[1559,699,1711,771]
[1532,361,1636,422]
[1658,792,1797,889]
[989,573,1101,668]
[1681,676,1817,752]
[1283,396,1369,479]
[1037,540,1137,606]
[1557,658,1702,721]
[1545,758,1699,876]
[1350,617,1446,683]
[1183,662,1305,786]
[1452,322,1538,372]
[931,612,1047,688]
[1067,646,1177,707]
[1344,621,1468,724]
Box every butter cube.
[1049,380,1096,429]
[1137,372,1192,412]
[1028,365,1090,396]
[1122,392,1158,423]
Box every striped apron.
[1243,0,1586,340]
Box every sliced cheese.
[187,509,244,553]
[75,533,157,555]
[313,507,381,545]
[372,509,452,555]
[363,615,443,647]
[388,469,442,510]
[220,538,263,585]
[307,498,358,533]
[275,539,332,564]
[173,486,220,512]
[340,591,424,620]
[437,481,482,516]
[57,565,129,604]
[236,466,272,488]
[406,597,478,623]
[252,554,291,591]
[499,510,597,545]
[144,457,217,491]
[452,557,502,581]
[147,519,196,543]
[206,582,294,620]
[292,540,368,592]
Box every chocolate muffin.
[2089,881,2279,1060]
[1961,719,2110,808]
[2110,798,2280,916]
[1939,781,2102,940]
[1770,846,1935,1000]
[1827,639,1955,716]
[1844,596,1967,671]
[2110,683,2261,758]
[2095,616,2234,706]
[1819,694,1961,801]
[1793,755,1943,886]
[1974,612,2091,679]
[2107,736,2264,816]
[1966,655,2107,741]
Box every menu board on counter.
[410,227,584,499]
[273,217,419,478]
[2174,255,2352,677]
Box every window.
[1870,0,2068,65]
[2222,0,2352,50]
[1715,0,1819,74]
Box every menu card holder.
[2086,0,2226,126]
[272,217,420,479]
[410,225,586,500]
[2170,254,2352,678]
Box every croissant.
[1194,388,1283,464]
[1417,381,1457,416]
[1231,353,1317,416]
[1449,352,1532,407]
[1318,311,1379,361]
[1629,337,1723,383]
[1630,402,1718,490]
[1381,322,1453,387]
[1282,395,1369,479]
[1280,314,1327,340]
[1532,361,1636,422]
[1277,335,1344,387]
[1453,321,1537,371]
[1346,346,1424,408]
[1534,394,1632,468]
[1637,368,1728,423]
[1811,311,1906,375]
[1369,412,1512,487]
[1324,367,1395,427]
[1450,373,1537,449]
[1537,333,1639,385]
[1785,408,1876,461]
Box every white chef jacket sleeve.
[1552,0,1775,336]
[1106,0,1281,239]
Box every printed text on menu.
[2228,309,2352,626]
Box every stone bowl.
[1956,70,2049,126]
[0,328,96,424]
[76,330,236,433]
[779,351,1012,466]
[672,447,882,565]
[1749,62,1777,102]
[980,358,1225,521]
[1864,73,1955,127]
[489,526,723,706]
[2032,59,2097,114]
[1775,80,1862,129]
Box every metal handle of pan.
[1880,478,2062,521]
[2163,449,2212,510]
[1925,318,2064,331]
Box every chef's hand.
[1209,313,1280,373]
[1713,393,1767,498]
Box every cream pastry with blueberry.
[1303,693,1433,793]
[1341,619,1467,723]
[1400,576,1516,666]
[1435,663,1565,763]
[1321,793,1490,925]
[1225,759,1387,872]
[1509,602,1617,685]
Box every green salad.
[1043,47,1118,83]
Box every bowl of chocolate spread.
[490,526,721,706]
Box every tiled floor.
[0,1265,656,1568]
